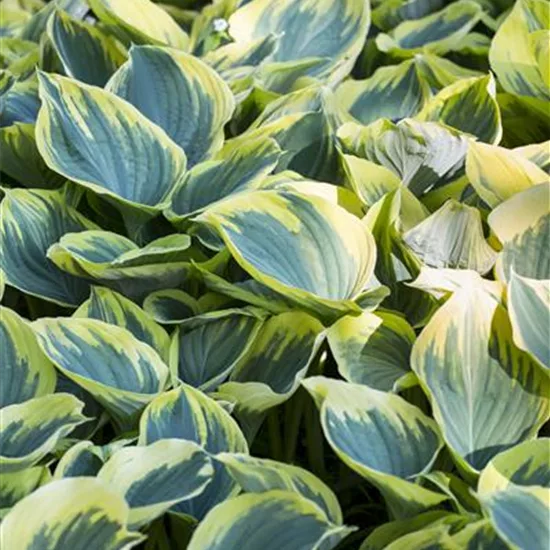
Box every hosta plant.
[0,0,549,549]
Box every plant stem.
[267,407,283,461]
[284,390,304,463]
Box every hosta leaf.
[514,141,550,173]
[327,311,415,392]
[338,119,468,196]
[372,0,446,31]
[196,190,376,322]
[334,59,431,125]
[480,486,550,550]
[508,272,549,368]
[302,376,446,518]
[416,74,502,144]
[375,0,483,57]
[478,438,550,493]
[54,441,106,479]
[403,199,497,274]
[170,309,263,391]
[187,491,353,550]
[107,45,234,166]
[47,230,197,301]
[360,511,468,550]
[74,287,170,363]
[488,183,550,281]
[167,137,281,223]
[139,384,248,520]
[48,9,126,87]
[143,289,200,324]
[228,0,370,81]
[98,439,214,528]
[411,284,550,474]
[0,122,64,188]
[0,188,96,306]
[340,155,401,208]
[0,306,57,407]
[413,53,482,93]
[216,453,342,524]
[216,312,324,430]
[36,72,187,212]
[0,393,86,473]
[465,141,548,208]
[0,466,50,514]
[0,78,40,126]
[33,318,169,431]
[0,478,144,550]
[489,0,550,101]
[88,0,188,49]
[408,266,503,300]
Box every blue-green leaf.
[36,72,187,212]
[0,477,144,549]
[48,9,126,87]
[0,188,96,306]
[0,306,57,408]
[33,318,169,431]
[188,491,353,550]
[107,45,234,166]
[98,439,214,527]
[0,393,86,473]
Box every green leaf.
[338,119,468,196]
[0,188,96,306]
[360,511,469,550]
[479,438,550,493]
[489,0,550,101]
[48,9,126,87]
[215,453,343,524]
[36,72,187,212]
[0,306,57,407]
[508,271,549,368]
[403,199,497,274]
[480,486,550,550]
[416,74,502,144]
[98,439,214,528]
[335,59,431,125]
[465,141,548,208]
[0,477,144,549]
[139,384,248,520]
[372,0,446,31]
[54,440,106,479]
[0,393,86,472]
[166,137,281,223]
[327,310,415,392]
[215,311,324,430]
[375,0,484,57]
[411,283,550,474]
[47,230,198,301]
[142,289,200,324]
[170,309,263,391]
[228,0,370,81]
[302,376,446,518]
[0,122,65,188]
[88,0,189,49]
[187,490,353,550]
[107,45,234,166]
[33,317,169,430]
[196,189,376,322]
[488,183,549,281]
[74,287,171,363]
[0,466,50,514]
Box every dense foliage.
[0,0,549,548]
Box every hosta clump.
[0,0,549,549]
